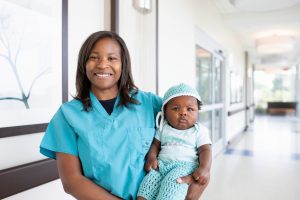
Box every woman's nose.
[96,59,108,68]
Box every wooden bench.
[267,102,297,115]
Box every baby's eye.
[171,107,180,111]
[187,107,195,111]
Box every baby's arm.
[192,144,212,185]
[144,138,161,172]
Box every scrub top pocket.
[127,127,155,167]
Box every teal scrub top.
[40,90,162,200]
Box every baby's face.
[165,96,199,130]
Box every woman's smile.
[94,72,113,78]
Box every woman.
[40,31,161,199]
[40,31,205,200]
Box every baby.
[137,83,212,200]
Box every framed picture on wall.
[230,70,244,104]
[0,0,68,198]
[0,0,68,138]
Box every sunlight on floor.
[201,115,300,200]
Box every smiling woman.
[39,31,162,200]
[85,38,122,100]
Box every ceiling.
[213,0,300,70]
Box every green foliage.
[254,71,293,113]
[255,105,266,114]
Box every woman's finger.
[176,175,194,185]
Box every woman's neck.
[91,86,118,100]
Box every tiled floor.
[201,115,300,200]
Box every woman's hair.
[75,31,139,111]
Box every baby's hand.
[144,156,158,172]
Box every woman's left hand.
[177,174,209,200]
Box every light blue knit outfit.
[137,83,208,200]
[137,160,198,200]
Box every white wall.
[68,0,107,97]
[2,1,106,199]
[226,111,246,141]
[158,0,246,142]
[118,0,157,93]
[158,0,196,93]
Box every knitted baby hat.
[156,83,202,131]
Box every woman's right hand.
[144,156,158,172]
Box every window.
[195,43,225,155]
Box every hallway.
[202,115,300,200]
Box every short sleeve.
[40,107,78,159]
[154,129,162,141]
[196,123,212,148]
[149,93,162,119]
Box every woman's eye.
[108,57,117,61]
[89,55,99,61]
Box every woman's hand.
[177,144,212,199]
[191,167,210,186]
[176,170,210,200]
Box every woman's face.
[165,96,199,130]
[86,37,122,99]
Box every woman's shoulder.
[134,90,162,113]
[136,90,161,101]
[60,98,83,112]
[61,98,81,106]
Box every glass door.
[195,45,225,156]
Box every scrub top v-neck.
[40,90,162,200]
[99,97,117,115]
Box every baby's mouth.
[178,118,187,123]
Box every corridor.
[202,115,300,200]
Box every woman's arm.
[177,144,212,200]
[56,152,121,200]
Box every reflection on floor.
[201,115,300,200]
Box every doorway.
[195,30,226,156]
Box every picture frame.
[0,0,68,138]
[230,70,244,104]
[0,0,68,198]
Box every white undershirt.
[155,123,212,163]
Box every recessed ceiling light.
[256,35,295,54]
[229,0,300,12]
